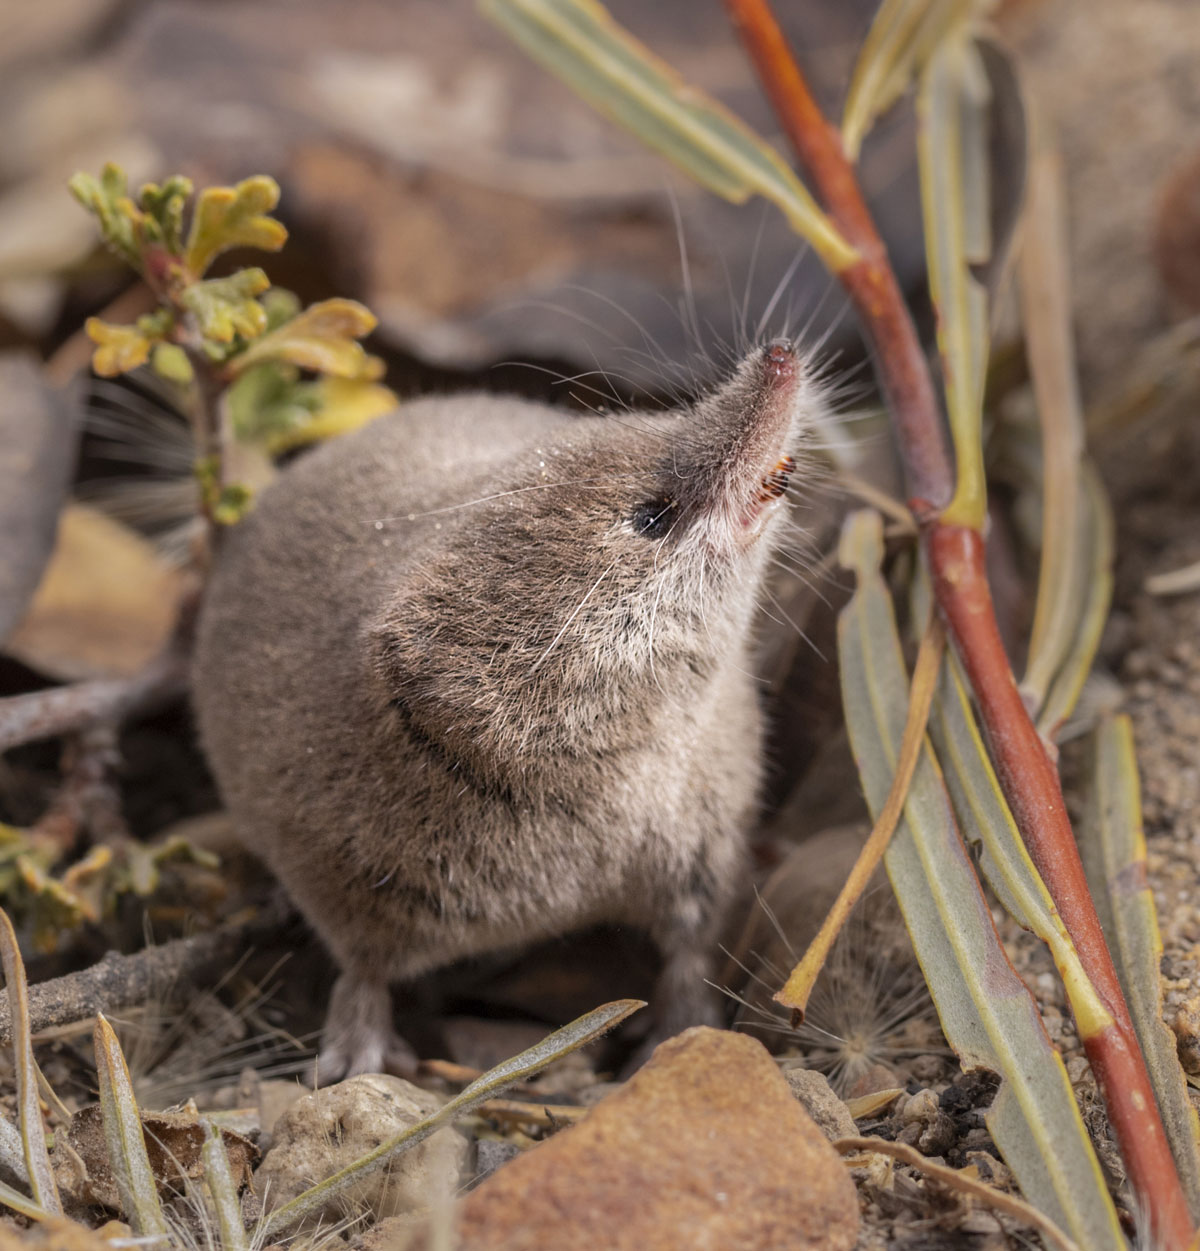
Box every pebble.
[254,1074,470,1229]
[783,1067,857,1141]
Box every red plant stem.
[931,527,1193,1244]
[723,0,1195,1244]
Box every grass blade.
[1081,716,1200,1218]
[478,0,858,273]
[1035,462,1114,737]
[93,1013,168,1239]
[260,998,643,1241]
[0,1175,50,1223]
[202,1118,249,1251]
[916,24,991,529]
[1019,147,1089,721]
[838,510,1124,1250]
[0,908,60,1214]
[842,0,973,161]
[927,646,1113,1044]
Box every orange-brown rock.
[449,1026,858,1251]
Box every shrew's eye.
[630,497,679,539]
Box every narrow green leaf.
[0,908,60,1214]
[837,511,1124,1251]
[93,1014,168,1239]
[1036,462,1113,738]
[928,640,1117,1048]
[260,998,644,1240]
[202,1119,249,1251]
[1015,150,1114,736]
[0,1175,49,1223]
[1081,716,1200,1219]
[916,26,990,529]
[1020,148,1088,720]
[479,0,858,273]
[842,0,974,161]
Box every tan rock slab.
[448,1026,858,1251]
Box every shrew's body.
[193,342,819,1076]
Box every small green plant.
[70,164,397,526]
[0,165,402,947]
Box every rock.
[845,1062,901,1100]
[255,1074,469,1228]
[909,1054,944,1083]
[62,1104,256,1210]
[1172,995,1200,1074]
[471,1137,523,1186]
[899,1088,956,1157]
[783,1067,856,1141]
[445,1027,858,1251]
[257,1078,309,1147]
[0,1216,131,1251]
[0,352,76,646]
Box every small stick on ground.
[0,648,188,756]
[0,581,200,757]
[834,1136,1081,1251]
[0,904,289,1044]
[33,723,128,854]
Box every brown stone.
[783,1067,857,1141]
[255,1075,469,1229]
[447,1027,858,1251]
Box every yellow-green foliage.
[70,163,397,523]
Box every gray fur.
[192,341,821,1077]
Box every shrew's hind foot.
[313,972,418,1084]
[618,942,726,1077]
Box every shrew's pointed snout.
[763,338,798,384]
[670,340,810,549]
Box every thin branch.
[0,905,288,1044]
[0,583,198,756]
[834,1136,1081,1251]
[0,647,187,755]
